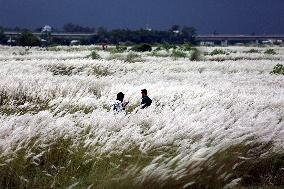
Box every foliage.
[110,45,127,53]
[150,51,169,57]
[189,143,284,188]
[245,49,260,53]
[210,49,227,56]
[1,135,283,189]
[116,45,127,52]
[46,64,111,77]
[89,26,196,45]
[162,42,177,50]
[155,42,177,51]
[271,64,284,75]
[131,43,152,52]
[181,27,196,42]
[0,136,182,189]
[265,49,277,55]
[126,103,140,113]
[2,25,197,46]
[171,50,187,59]
[18,31,41,47]
[125,52,142,62]
[106,53,125,61]
[189,48,201,61]
[47,46,61,51]
[89,51,101,59]
[180,43,192,51]
[107,53,143,63]
[50,37,71,46]
[0,90,49,116]
[47,65,79,76]
[90,66,112,77]
[169,25,180,32]
[0,28,7,44]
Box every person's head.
[116,92,124,102]
[141,89,147,97]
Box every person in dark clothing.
[141,89,152,109]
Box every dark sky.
[0,0,283,34]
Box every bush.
[153,46,163,52]
[171,50,187,59]
[161,42,177,51]
[110,45,127,53]
[271,64,284,75]
[0,29,7,44]
[210,49,227,56]
[245,49,260,53]
[107,53,124,61]
[131,44,152,52]
[47,65,78,76]
[180,43,192,51]
[47,46,61,51]
[89,51,101,59]
[189,48,201,61]
[265,49,277,55]
[107,52,143,63]
[150,51,169,57]
[18,31,41,47]
[125,52,142,62]
[154,43,177,52]
[116,45,127,52]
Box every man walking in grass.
[141,89,152,109]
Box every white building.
[41,25,52,33]
[200,41,215,46]
[70,40,80,46]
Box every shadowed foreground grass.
[0,136,178,189]
[188,143,284,189]
[0,135,283,189]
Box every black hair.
[116,92,124,102]
[141,89,147,95]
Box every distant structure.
[200,41,215,46]
[41,25,52,46]
[172,30,180,34]
[196,35,284,46]
[3,28,284,46]
[41,25,52,33]
[145,24,152,31]
[70,40,80,46]
[7,36,16,45]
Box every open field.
[0,45,284,189]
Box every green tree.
[18,31,41,47]
[0,28,7,44]
[170,25,180,32]
[181,26,196,43]
[96,27,109,43]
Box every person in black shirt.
[141,89,152,109]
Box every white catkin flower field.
[0,45,283,189]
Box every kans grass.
[0,45,283,189]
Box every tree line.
[0,24,197,46]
